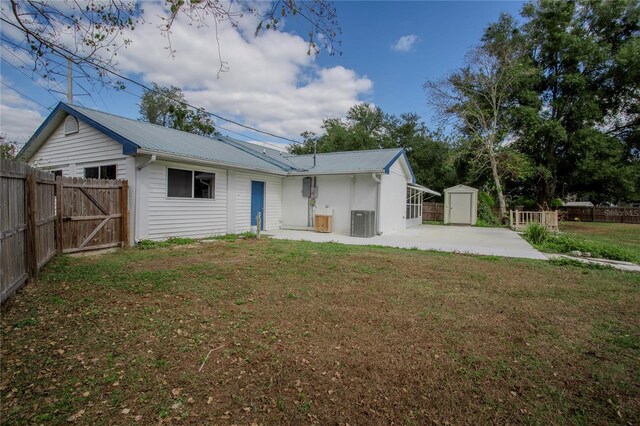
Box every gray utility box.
[350,210,376,237]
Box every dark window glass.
[52,170,63,177]
[168,168,192,197]
[194,171,215,199]
[100,164,117,180]
[84,167,99,179]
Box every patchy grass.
[527,222,640,263]
[559,222,640,263]
[137,237,197,249]
[422,220,445,225]
[2,239,639,425]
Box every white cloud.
[391,34,419,52]
[117,4,372,138]
[0,77,45,144]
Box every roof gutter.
[135,149,288,175]
[137,154,156,170]
[288,169,385,177]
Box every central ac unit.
[350,210,375,237]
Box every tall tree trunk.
[489,151,507,219]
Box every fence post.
[56,176,63,254]
[256,212,261,239]
[121,181,129,248]
[591,206,595,222]
[25,173,38,281]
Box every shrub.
[550,198,564,209]
[524,223,549,245]
[542,234,633,262]
[477,192,500,227]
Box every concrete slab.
[268,225,548,260]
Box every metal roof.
[284,149,406,175]
[18,103,417,180]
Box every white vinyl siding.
[228,171,283,233]
[29,118,127,179]
[141,160,228,240]
[379,158,413,234]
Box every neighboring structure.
[564,201,594,208]
[18,103,438,243]
[443,185,478,225]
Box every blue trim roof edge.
[62,103,140,155]
[18,102,140,160]
[383,149,416,183]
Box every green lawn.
[559,221,640,263]
[1,238,639,424]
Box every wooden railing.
[510,210,559,231]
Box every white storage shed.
[443,185,478,225]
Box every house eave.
[286,169,385,177]
[135,149,289,175]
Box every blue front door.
[250,181,265,229]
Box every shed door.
[250,181,265,230]
[450,193,472,224]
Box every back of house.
[18,103,437,244]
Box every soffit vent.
[64,115,79,135]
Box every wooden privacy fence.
[423,202,501,222]
[510,210,559,231]
[423,202,445,221]
[563,206,640,224]
[0,159,129,303]
[1,160,56,303]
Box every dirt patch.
[2,239,639,425]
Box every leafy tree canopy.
[291,104,460,194]
[139,83,217,137]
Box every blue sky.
[0,1,525,148]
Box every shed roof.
[564,201,594,207]
[18,103,416,180]
[444,184,479,193]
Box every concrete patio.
[268,224,548,260]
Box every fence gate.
[58,177,129,253]
[1,159,130,303]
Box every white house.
[18,103,438,243]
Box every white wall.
[227,171,283,233]
[137,160,228,240]
[30,119,128,180]
[379,160,411,234]
[282,174,378,235]
[29,117,135,244]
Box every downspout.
[134,155,156,242]
[372,173,381,235]
[137,154,156,170]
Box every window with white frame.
[406,187,422,220]
[167,168,215,199]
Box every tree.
[0,135,18,159]
[139,83,217,137]
[290,104,391,154]
[513,0,640,203]
[425,14,528,218]
[291,104,460,194]
[1,0,341,85]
